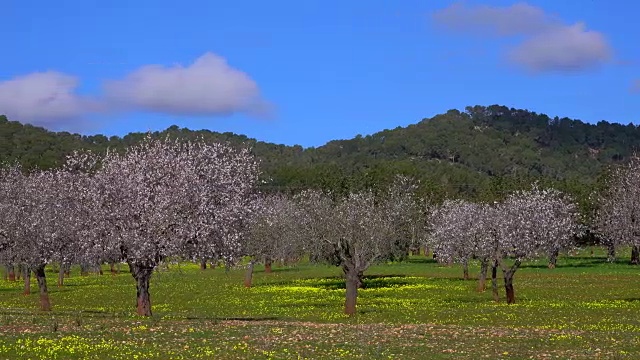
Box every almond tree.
[384,175,427,260]
[0,164,26,286]
[595,156,640,264]
[91,136,258,316]
[179,141,260,276]
[53,151,101,286]
[429,200,496,289]
[297,190,395,316]
[10,168,86,310]
[494,186,579,304]
[243,193,305,287]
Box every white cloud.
[0,71,100,127]
[103,52,272,117]
[432,2,612,73]
[508,23,611,73]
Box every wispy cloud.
[432,2,612,73]
[433,2,558,37]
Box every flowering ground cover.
[1,248,639,359]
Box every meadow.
[1,248,639,359]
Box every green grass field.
[1,248,640,359]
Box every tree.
[91,136,259,316]
[384,175,427,259]
[244,194,305,287]
[429,200,495,289]
[2,166,90,310]
[595,156,640,264]
[298,190,396,316]
[494,186,579,304]
[0,164,26,286]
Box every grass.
[1,247,640,359]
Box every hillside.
[2,105,639,204]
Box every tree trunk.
[500,259,522,305]
[607,242,616,262]
[344,271,359,316]
[130,263,154,317]
[504,275,515,304]
[548,248,559,269]
[7,265,15,282]
[23,266,31,295]
[631,245,639,265]
[342,264,364,289]
[16,264,22,281]
[34,265,51,311]
[110,262,117,275]
[491,260,499,302]
[477,259,488,292]
[200,259,207,270]
[58,265,65,287]
[244,261,256,288]
[462,260,469,280]
[80,263,88,276]
[264,257,272,273]
[411,248,420,256]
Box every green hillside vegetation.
[2,104,638,207]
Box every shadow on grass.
[262,267,299,274]
[307,275,418,290]
[185,315,281,322]
[405,257,438,265]
[520,260,604,269]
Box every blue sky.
[3,0,639,147]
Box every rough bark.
[23,266,31,295]
[58,265,65,287]
[505,276,515,304]
[7,265,15,282]
[244,261,256,288]
[501,259,522,305]
[607,242,616,262]
[34,265,51,311]
[477,258,489,292]
[200,259,207,270]
[632,245,639,265]
[342,264,364,289]
[491,260,499,302]
[344,270,359,316]
[462,260,470,280]
[130,263,154,316]
[264,257,272,273]
[548,248,559,269]
[80,263,88,276]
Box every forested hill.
[2,105,640,203]
[310,105,639,179]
